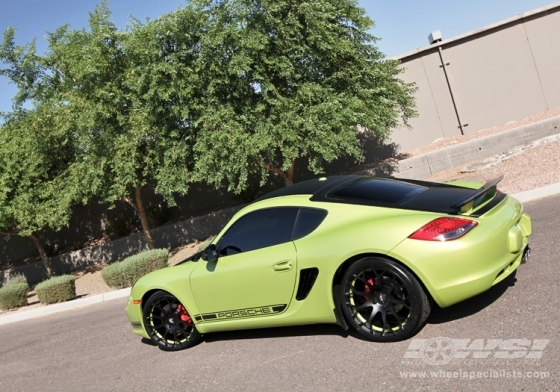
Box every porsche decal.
[194,304,287,323]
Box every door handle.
[272,260,293,272]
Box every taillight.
[409,217,478,241]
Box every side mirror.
[203,244,218,262]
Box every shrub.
[101,249,169,289]
[101,262,126,289]
[0,283,29,310]
[35,275,76,305]
[5,272,27,286]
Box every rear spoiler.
[450,176,504,212]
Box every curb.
[511,182,560,203]
[1,182,560,326]
[0,288,130,326]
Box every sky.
[0,0,556,115]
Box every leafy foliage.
[0,3,207,250]
[190,0,417,187]
[35,275,76,304]
[0,0,416,269]
[0,106,77,275]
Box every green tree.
[0,108,76,276]
[1,3,205,250]
[192,0,416,189]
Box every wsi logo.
[403,337,550,365]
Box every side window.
[219,207,298,256]
[293,208,328,240]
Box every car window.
[219,207,298,256]
[293,208,328,240]
[331,177,426,204]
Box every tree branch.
[264,163,287,179]
[0,230,19,236]
[123,196,138,212]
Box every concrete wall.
[0,205,244,287]
[391,3,560,152]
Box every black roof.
[256,175,504,215]
[256,175,358,202]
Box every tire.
[340,257,430,342]
[143,291,201,351]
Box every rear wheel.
[340,257,430,342]
[143,291,201,351]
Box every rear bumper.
[388,196,531,308]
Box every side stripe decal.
[193,304,287,323]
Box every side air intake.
[296,268,319,301]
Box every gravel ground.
[2,109,559,316]
[427,135,560,194]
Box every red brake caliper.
[177,304,193,325]
[364,278,375,302]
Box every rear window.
[330,177,426,205]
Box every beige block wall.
[390,4,560,153]
[523,9,560,109]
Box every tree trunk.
[265,158,296,187]
[284,158,296,186]
[135,187,155,250]
[29,234,53,277]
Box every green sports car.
[126,175,532,351]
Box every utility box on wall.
[428,30,442,44]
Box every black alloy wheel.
[340,257,431,342]
[143,291,201,351]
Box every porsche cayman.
[126,175,532,350]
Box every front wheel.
[143,291,201,351]
[340,257,430,342]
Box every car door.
[189,207,299,323]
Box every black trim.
[193,304,287,323]
[296,268,319,300]
[253,175,505,216]
[256,176,358,202]
[470,191,507,217]
[449,176,504,209]
[271,304,287,313]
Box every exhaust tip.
[521,246,531,264]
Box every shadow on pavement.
[428,272,517,325]
[202,323,352,344]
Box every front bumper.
[125,295,150,339]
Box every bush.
[101,262,126,289]
[0,283,29,310]
[5,272,27,286]
[101,249,169,289]
[35,275,76,305]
